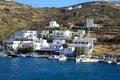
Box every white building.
[7,41,21,51]
[47,21,60,28]
[9,30,38,41]
[7,38,49,51]
[102,0,109,2]
[114,4,120,7]
[66,7,73,11]
[73,30,85,37]
[74,5,82,9]
[86,18,102,28]
[38,30,49,38]
[73,38,97,47]
[50,40,65,51]
[51,30,72,40]
[68,38,97,55]
[63,47,75,55]
[86,18,94,27]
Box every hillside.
[0,1,62,38]
[0,1,120,54]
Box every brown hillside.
[0,1,120,54]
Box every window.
[57,42,59,44]
[57,33,59,35]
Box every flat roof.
[68,44,89,47]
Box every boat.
[30,53,42,58]
[105,58,113,64]
[76,57,99,63]
[75,56,82,63]
[58,55,67,61]
[0,52,7,57]
[47,55,55,59]
[81,57,99,62]
[54,55,59,59]
[20,54,26,57]
[76,55,99,63]
[75,57,81,63]
[105,57,113,64]
[7,54,18,57]
[115,56,120,65]
[116,62,120,65]
[106,60,112,64]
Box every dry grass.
[93,43,120,55]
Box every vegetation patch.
[18,46,34,54]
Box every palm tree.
[62,43,68,48]
[74,47,85,57]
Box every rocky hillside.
[0,1,120,54]
[0,1,62,39]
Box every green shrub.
[18,46,34,54]
[43,37,54,43]
[62,43,68,48]
[74,47,86,56]
[3,8,10,13]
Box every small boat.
[7,54,18,57]
[81,58,99,62]
[115,56,120,65]
[105,57,113,64]
[76,58,81,63]
[0,53,7,57]
[31,54,38,57]
[106,60,112,64]
[75,57,81,63]
[54,55,59,59]
[20,54,26,57]
[116,62,120,65]
[47,55,54,59]
[58,55,67,61]
[76,55,99,63]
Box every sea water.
[0,57,120,80]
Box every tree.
[74,47,86,56]
[18,46,34,54]
[0,47,2,51]
[3,8,10,13]
[62,43,68,48]
[46,37,54,43]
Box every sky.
[13,0,120,7]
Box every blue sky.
[14,0,120,7]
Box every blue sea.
[0,58,120,80]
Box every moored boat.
[0,52,7,57]
[7,54,18,57]
[75,57,81,63]
[115,56,120,65]
[106,60,112,64]
[54,55,59,59]
[116,62,120,65]
[81,58,99,62]
[58,55,67,61]
[76,55,99,63]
